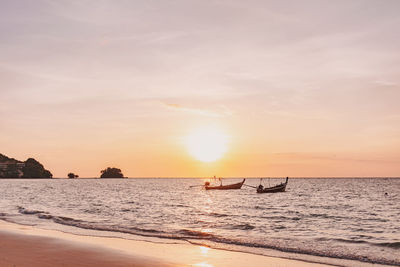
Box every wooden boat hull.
[205,179,245,190]
[257,178,288,193]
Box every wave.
[188,237,400,266]
[18,207,46,215]
[14,206,216,240]
[0,212,15,219]
[120,208,137,212]
[177,229,215,238]
[316,237,400,249]
[12,206,400,266]
[209,212,229,218]
[375,242,400,248]
[228,223,255,230]
[341,238,366,244]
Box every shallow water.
[0,178,399,266]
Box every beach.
[0,220,336,267]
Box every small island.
[100,167,124,178]
[68,172,79,179]
[0,153,53,178]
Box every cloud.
[273,152,399,164]
[374,80,398,88]
[162,103,232,118]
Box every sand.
[0,220,335,267]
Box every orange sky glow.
[1,1,400,177]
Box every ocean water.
[0,178,399,266]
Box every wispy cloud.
[162,103,232,118]
[273,152,399,164]
[374,80,398,87]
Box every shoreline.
[0,220,336,267]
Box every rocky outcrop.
[0,153,53,178]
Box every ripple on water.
[0,178,399,266]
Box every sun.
[185,126,229,162]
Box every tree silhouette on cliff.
[22,158,52,178]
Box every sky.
[1,0,400,177]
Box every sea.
[0,178,399,266]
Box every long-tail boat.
[205,179,245,190]
[256,177,288,193]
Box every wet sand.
[0,220,334,267]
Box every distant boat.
[257,177,288,193]
[205,179,246,190]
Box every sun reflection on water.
[197,195,215,236]
[200,246,210,255]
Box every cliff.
[0,153,53,178]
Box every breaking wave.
[9,206,400,266]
